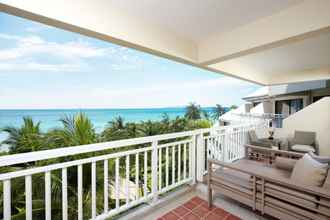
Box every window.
[275,99,303,115]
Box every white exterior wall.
[278,97,330,156]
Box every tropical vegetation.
[0,103,228,219]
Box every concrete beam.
[198,0,330,65]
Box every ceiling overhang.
[0,0,330,85]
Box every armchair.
[288,130,318,155]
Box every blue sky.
[0,13,260,109]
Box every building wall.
[278,97,330,156]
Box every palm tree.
[1,117,43,153]
[229,105,238,110]
[138,120,162,136]
[101,116,130,141]
[184,103,202,120]
[108,116,125,131]
[212,104,226,120]
[46,113,96,147]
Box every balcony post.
[196,131,205,182]
[151,140,158,202]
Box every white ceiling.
[108,0,302,42]
[211,31,330,82]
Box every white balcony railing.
[0,122,267,220]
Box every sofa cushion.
[294,130,316,146]
[291,154,328,186]
[275,157,297,171]
[291,144,315,153]
[309,152,330,164]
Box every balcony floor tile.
[158,197,240,220]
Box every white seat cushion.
[291,144,315,153]
[291,154,328,186]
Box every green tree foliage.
[1,117,43,153]
[229,105,238,110]
[212,104,226,120]
[184,102,202,120]
[0,104,214,219]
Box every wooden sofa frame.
[208,145,330,220]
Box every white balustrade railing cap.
[0,123,261,167]
[0,128,209,167]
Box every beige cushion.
[275,157,297,171]
[309,152,330,164]
[291,144,315,153]
[294,130,316,146]
[291,154,328,186]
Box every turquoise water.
[0,107,214,146]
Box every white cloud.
[0,62,81,72]
[0,35,109,61]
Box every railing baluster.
[115,158,120,210]
[126,155,130,205]
[45,171,51,220]
[25,175,32,220]
[62,168,68,220]
[3,179,11,220]
[183,143,187,179]
[172,145,175,184]
[158,148,162,190]
[151,140,158,202]
[166,147,169,187]
[78,165,83,220]
[104,160,108,213]
[135,153,139,200]
[178,144,181,181]
[144,151,148,198]
[91,162,96,218]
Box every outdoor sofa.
[208,145,330,220]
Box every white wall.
[250,102,272,114]
[277,97,330,155]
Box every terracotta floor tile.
[200,201,215,211]
[191,205,210,218]
[172,205,190,217]
[158,197,240,220]
[212,207,229,218]
[204,212,223,220]
[183,201,198,210]
[225,214,241,220]
[162,211,180,220]
[181,212,200,220]
[191,196,204,205]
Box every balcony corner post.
[151,140,159,203]
[196,131,205,182]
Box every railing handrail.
[232,112,286,119]
[0,128,208,167]
[0,122,258,167]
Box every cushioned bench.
[208,145,330,220]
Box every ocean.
[0,107,214,147]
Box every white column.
[196,132,205,182]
